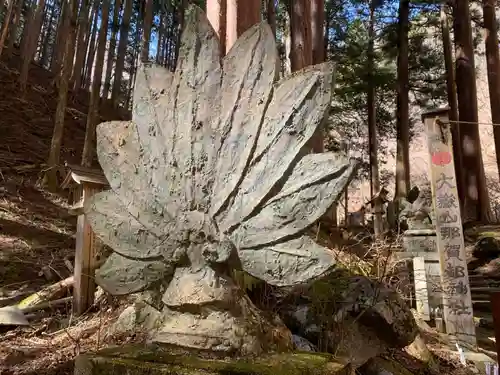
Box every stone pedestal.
[399,229,443,318]
[74,345,351,375]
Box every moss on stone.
[75,345,350,375]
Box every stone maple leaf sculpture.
[84,6,357,355]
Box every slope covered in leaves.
[0,53,127,170]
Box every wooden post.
[73,183,100,315]
[61,164,108,316]
[422,108,476,345]
[413,256,431,320]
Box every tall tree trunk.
[46,0,78,190]
[19,0,34,56]
[140,0,152,62]
[126,19,140,108]
[6,0,21,58]
[323,5,329,60]
[81,0,109,167]
[452,0,491,222]
[0,0,5,27]
[367,0,382,237]
[311,0,324,64]
[226,0,260,53]
[167,8,175,68]
[51,0,68,73]
[71,0,91,88]
[0,0,16,57]
[483,0,500,184]
[102,0,120,98]
[289,0,312,72]
[441,5,463,208]
[19,0,46,90]
[174,0,186,64]
[83,2,98,90]
[40,0,55,65]
[283,7,291,75]
[164,12,172,68]
[310,0,324,153]
[395,0,410,203]
[111,0,132,107]
[267,0,275,39]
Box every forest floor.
[0,53,495,375]
[0,52,129,374]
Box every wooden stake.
[73,184,100,315]
[422,108,476,345]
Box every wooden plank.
[423,108,476,345]
[73,184,100,316]
[413,256,431,320]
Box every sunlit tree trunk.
[81,0,110,167]
[441,5,463,208]
[289,0,312,71]
[395,0,410,203]
[310,0,325,153]
[46,0,78,190]
[103,0,121,98]
[206,0,226,55]
[111,0,132,107]
[72,0,91,88]
[367,0,382,237]
[483,0,500,184]
[283,6,291,75]
[83,3,98,90]
[226,0,260,53]
[452,0,491,222]
[311,0,324,65]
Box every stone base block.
[74,345,351,375]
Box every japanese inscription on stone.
[403,236,436,253]
[424,110,475,345]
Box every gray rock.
[291,334,317,352]
[84,4,356,355]
[107,302,162,337]
[96,252,172,295]
[276,271,418,362]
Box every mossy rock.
[74,344,351,375]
